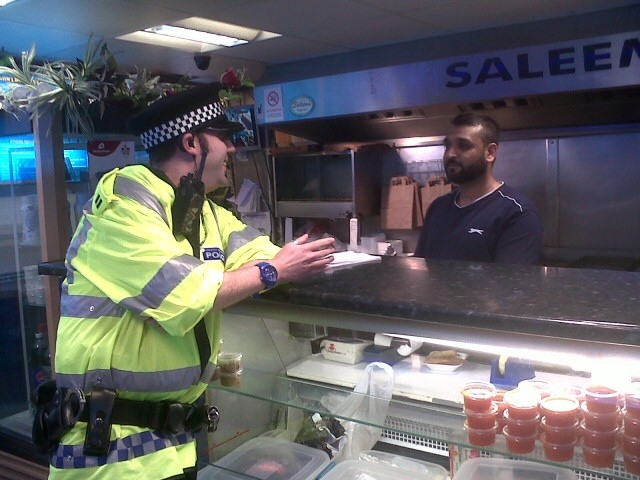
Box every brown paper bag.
[420,177,453,214]
[381,176,423,229]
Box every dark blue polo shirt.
[414,184,543,264]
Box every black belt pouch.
[83,386,116,456]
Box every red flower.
[220,67,241,88]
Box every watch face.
[259,262,278,288]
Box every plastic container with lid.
[358,450,448,479]
[323,458,446,480]
[217,352,243,374]
[455,458,577,480]
[503,388,541,420]
[462,381,496,412]
[202,437,330,480]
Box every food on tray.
[425,349,464,365]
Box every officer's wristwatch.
[257,262,278,289]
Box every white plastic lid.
[358,450,448,480]
[207,437,330,480]
[322,459,435,480]
[455,458,577,480]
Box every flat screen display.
[226,105,261,150]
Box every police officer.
[49,82,335,479]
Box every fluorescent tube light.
[119,17,280,52]
[144,25,248,48]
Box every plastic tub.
[625,382,640,419]
[464,420,497,447]
[219,368,243,387]
[580,420,618,449]
[204,437,330,480]
[541,416,579,444]
[503,388,541,420]
[539,395,580,426]
[455,457,577,480]
[358,450,448,480]
[465,402,498,429]
[504,410,540,437]
[583,384,620,414]
[217,352,243,374]
[582,445,617,469]
[322,459,444,480]
[462,381,496,412]
[540,433,576,462]
[622,430,640,456]
[623,408,640,437]
[581,402,619,431]
[503,426,537,454]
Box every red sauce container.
[622,430,640,456]
[581,402,619,431]
[583,445,617,469]
[518,379,551,399]
[465,402,499,430]
[504,410,540,437]
[503,426,537,454]
[539,395,580,426]
[464,420,497,447]
[625,382,640,419]
[541,416,579,444]
[462,382,496,412]
[623,409,640,437]
[584,384,620,414]
[540,433,576,462]
[504,388,541,421]
[624,452,640,475]
[580,420,618,449]
[495,393,509,433]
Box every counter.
[232,256,640,358]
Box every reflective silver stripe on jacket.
[51,430,194,469]
[56,365,202,393]
[114,175,169,225]
[61,254,202,318]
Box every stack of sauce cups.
[580,383,620,468]
[502,389,540,454]
[622,382,640,474]
[463,381,498,447]
[539,394,580,462]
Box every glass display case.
[201,257,640,480]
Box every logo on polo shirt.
[203,247,226,264]
[468,228,484,235]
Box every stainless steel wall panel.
[558,133,640,252]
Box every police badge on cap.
[125,82,244,150]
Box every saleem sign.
[445,37,640,88]
[255,31,640,125]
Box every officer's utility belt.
[32,381,220,456]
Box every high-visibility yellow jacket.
[50,165,280,479]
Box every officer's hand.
[271,234,335,283]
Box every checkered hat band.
[140,101,226,149]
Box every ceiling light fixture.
[0,0,19,6]
[144,25,248,48]
[118,17,280,53]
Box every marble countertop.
[40,256,640,345]
[257,256,640,346]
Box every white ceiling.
[0,0,639,83]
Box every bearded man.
[414,113,543,264]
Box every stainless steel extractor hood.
[254,30,640,144]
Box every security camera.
[194,54,211,71]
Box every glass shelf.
[208,369,637,480]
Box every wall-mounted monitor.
[225,105,261,150]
